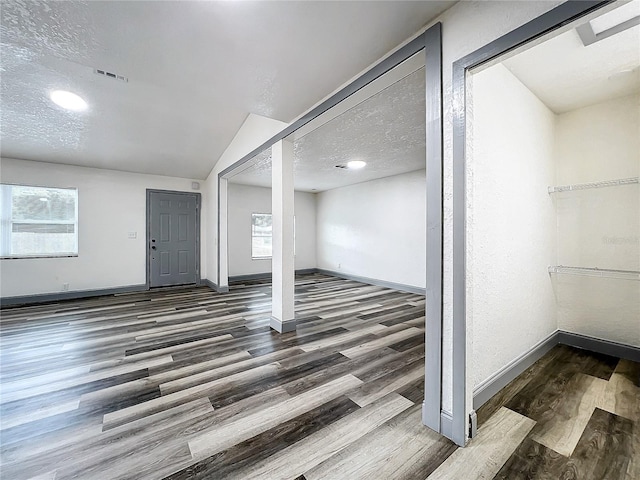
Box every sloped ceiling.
[0,0,455,179]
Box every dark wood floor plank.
[493,437,573,480]
[1,274,635,480]
[571,408,633,480]
[505,345,618,421]
[477,346,562,426]
[162,396,360,480]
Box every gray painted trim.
[146,189,202,289]
[229,268,318,283]
[440,411,453,440]
[218,31,434,180]
[577,15,640,46]
[450,0,611,447]
[473,330,559,410]
[423,21,444,435]
[316,269,426,295]
[469,410,477,438]
[216,178,224,292]
[202,279,228,293]
[558,331,640,363]
[215,22,443,438]
[0,284,147,307]
[269,316,297,333]
[472,330,640,412]
[202,279,217,291]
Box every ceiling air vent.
[94,68,128,82]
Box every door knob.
[151,246,157,250]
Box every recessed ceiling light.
[50,90,88,112]
[347,160,366,169]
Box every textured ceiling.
[230,3,640,193]
[229,66,426,192]
[502,10,640,113]
[0,0,455,179]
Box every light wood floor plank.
[1,275,634,480]
[188,374,363,460]
[305,403,455,480]
[225,393,413,480]
[530,373,610,456]
[426,407,535,480]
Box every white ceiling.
[229,3,640,193]
[502,9,640,113]
[229,61,426,193]
[0,1,455,179]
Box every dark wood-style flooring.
[0,274,637,479]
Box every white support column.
[270,139,296,333]
[218,177,230,293]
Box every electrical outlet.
[338,263,341,269]
[63,283,69,291]
[128,232,137,239]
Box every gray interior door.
[148,191,199,287]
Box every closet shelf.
[548,177,639,194]
[548,265,640,280]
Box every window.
[1,184,78,258]
[251,213,272,258]
[250,213,296,259]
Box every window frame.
[250,212,296,260]
[0,183,79,260]
[251,213,273,259]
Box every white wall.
[316,170,426,289]
[0,157,206,298]
[468,64,558,390]
[204,114,288,285]
[554,93,640,346]
[433,0,564,417]
[227,183,317,276]
[204,0,568,430]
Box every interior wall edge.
[473,328,640,410]
[201,279,219,291]
[439,411,454,439]
[0,283,148,308]
[558,330,640,362]
[229,269,318,283]
[472,329,559,410]
[315,268,426,295]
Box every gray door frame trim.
[217,23,444,434]
[422,22,443,434]
[146,189,202,289]
[450,0,612,446]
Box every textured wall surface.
[468,64,558,390]
[316,170,426,289]
[227,183,317,277]
[203,0,568,429]
[1,157,206,297]
[554,94,640,346]
[436,0,564,417]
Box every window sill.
[1,254,78,260]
